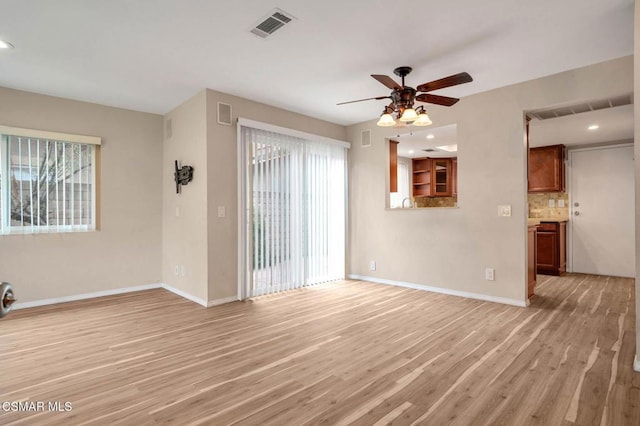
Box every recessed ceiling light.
[408,150,414,154]
[0,40,14,49]
[426,134,435,139]
[437,144,458,152]
[588,124,599,130]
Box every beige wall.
[162,91,209,302]
[347,56,633,304]
[162,89,346,304]
[0,87,163,303]
[205,89,347,301]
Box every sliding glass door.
[240,125,347,298]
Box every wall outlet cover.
[548,199,556,207]
[558,199,565,208]
[370,261,376,271]
[498,205,511,217]
[485,267,495,281]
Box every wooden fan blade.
[416,93,460,107]
[371,74,403,90]
[416,72,473,93]
[337,96,389,105]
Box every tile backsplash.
[528,192,569,219]
[415,196,457,208]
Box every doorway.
[568,144,635,277]
[238,120,348,298]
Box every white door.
[570,145,635,277]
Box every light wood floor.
[0,275,638,425]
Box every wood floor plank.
[0,275,637,425]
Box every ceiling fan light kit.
[339,66,472,128]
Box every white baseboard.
[12,283,162,310]
[10,283,239,311]
[348,274,527,307]
[634,355,640,372]
[160,283,208,307]
[207,296,240,307]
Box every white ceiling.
[395,103,634,158]
[0,0,634,125]
[529,104,634,147]
[393,125,458,159]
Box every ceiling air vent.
[529,94,633,120]
[250,9,296,39]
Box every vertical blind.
[0,135,95,234]
[242,126,347,297]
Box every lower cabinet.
[528,225,537,298]
[536,221,566,276]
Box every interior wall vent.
[529,94,633,120]
[250,8,296,39]
[361,130,371,147]
[165,119,172,139]
[217,102,232,126]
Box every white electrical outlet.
[218,206,226,218]
[498,205,511,217]
[485,267,495,281]
[175,207,180,217]
[174,265,179,276]
[370,261,376,271]
[558,199,565,208]
[548,199,555,208]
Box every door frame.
[565,142,634,273]
[236,117,351,301]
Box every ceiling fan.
[338,66,473,127]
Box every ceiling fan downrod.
[393,66,412,87]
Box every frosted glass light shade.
[377,113,396,127]
[413,112,432,126]
[399,108,418,122]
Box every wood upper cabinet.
[412,157,432,197]
[536,221,566,276]
[411,157,456,197]
[432,158,452,196]
[528,144,566,193]
[389,141,398,193]
[452,158,458,196]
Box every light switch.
[218,206,226,217]
[498,205,511,217]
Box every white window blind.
[242,125,347,297]
[0,132,96,234]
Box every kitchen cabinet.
[412,157,432,197]
[452,158,458,196]
[536,221,566,276]
[528,225,537,298]
[411,157,456,197]
[390,141,398,193]
[528,144,565,193]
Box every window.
[0,126,100,234]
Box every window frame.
[0,125,100,235]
